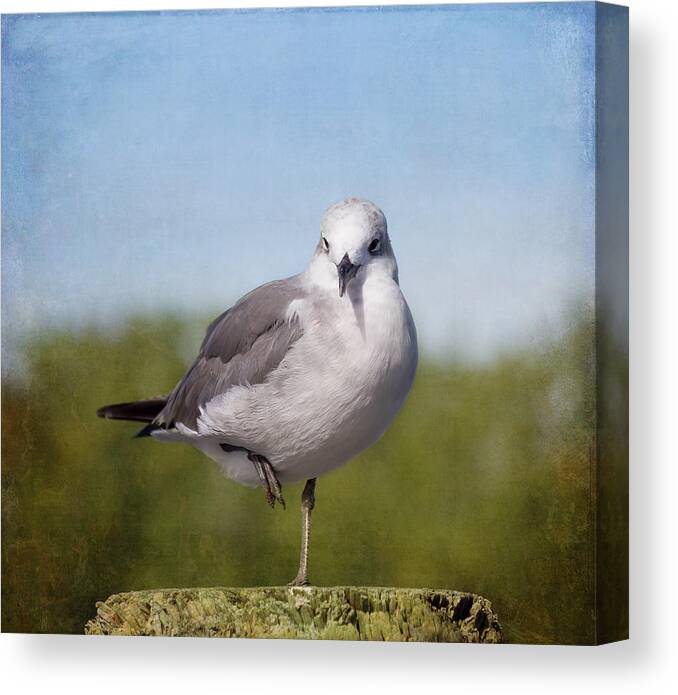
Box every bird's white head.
[309,198,398,297]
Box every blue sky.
[2,3,596,362]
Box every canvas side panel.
[594,1,629,645]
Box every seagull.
[97,198,418,586]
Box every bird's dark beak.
[337,253,358,297]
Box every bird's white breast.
[197,273,418,486]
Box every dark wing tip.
[96,399,167,422]
[133,423,161,439]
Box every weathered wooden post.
[86,586,502,643]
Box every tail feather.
[96,398,166,424]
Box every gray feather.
[155,276,305,430]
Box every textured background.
[2,4,621,644]
[2,309,599,643]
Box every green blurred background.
[2,308,597,643]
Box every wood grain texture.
[85,586,503,643]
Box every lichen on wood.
[85,586,502,643]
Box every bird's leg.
[288,478,316,587]
[247,452,285,509]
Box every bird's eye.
[322,237,330,252]
[368,238,381,254]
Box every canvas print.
[1,2,628,644]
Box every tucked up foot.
[248,452,285,509]
[288,478,316,586]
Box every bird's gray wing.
[155,276,305,430]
